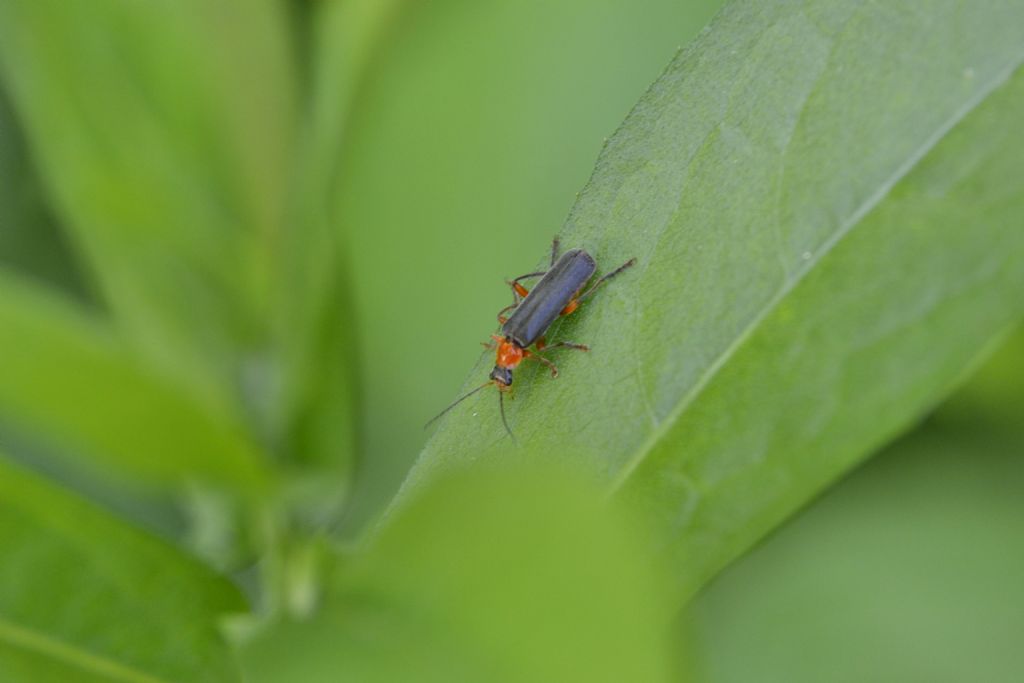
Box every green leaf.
[0,0,295,398]
[0,456,244,682]
[241,463,673,683]
[0,269,269,490]
[0,87,87,297]
[401,0,1024,603]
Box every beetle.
[427,237,635,439]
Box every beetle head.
[489,365,513,387]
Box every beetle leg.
[577,257,637,302]
[523,350,559,378]
[504,237,559,307]
[507,270,546,303]
[496,303,517,325]
[505,279,531,302]
[544,341,589,352]
[511,271,547,283]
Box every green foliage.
[0,270,269,489]
[243,464,674,683]
[0,91,85,295]
[0,458,243,682]
[0,0,1020,681]
[0,0,295,392]
[0,0,356,479]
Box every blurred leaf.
[934,325,1024,429]
[0,457,244,682]
[308,0,404,153]
[242,463,673,683]
[269,0,404,481]
[0,87,87,298]
[689,421,1024,683]
[404,0,1024,603]
[0,0,295,401]
[337,0,723,531]
[0,269,269,490]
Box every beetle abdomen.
[502,249,596,347]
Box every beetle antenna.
[425,380,494,429]
[498,390,516,443]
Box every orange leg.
[506,272,544,304]
[481,334,505,350]
[496,303,517,324]
[508,280,530,298]
[504,237,561,305]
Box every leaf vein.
[0,616,174,683]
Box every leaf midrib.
[0,616,172,683]
[607,50,1024,495]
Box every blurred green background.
[0,0,1021,680]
